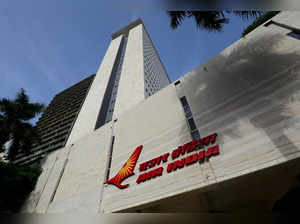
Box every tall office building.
[24,12,300,214]
[14,75,95,165]
[15,19,170,164]
[66,19,170,146]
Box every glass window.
[180,96,188,107]
[188,118,197,131]
[183,106,192,118]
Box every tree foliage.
[0,161,42,212]
[168,11,262,31]
[0,89,45,160]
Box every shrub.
[0,162,42,212]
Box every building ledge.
[111,18,143,39]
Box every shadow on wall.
[227,32,300,158]
[187,31,300,159]
[182,30,300,210]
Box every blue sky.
[0,1,256,124]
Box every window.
[178,95,201,139]
[180,96,188,107]
[106,136,115,182]
[188,118,197,131]
[183,106,192,118]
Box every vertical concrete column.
[113,24,145,118]
[66,36,123,146]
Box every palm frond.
[190,11,229,32]
[168,10,262,31]
[168,11,187,29]
[0,88,45,160]
[231,11,263,20]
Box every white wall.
[48,123,112,212]
[113,24,145,119]
[24,12,300,213]
[21,150,60,213]
[101,85,190,212]
[66,36,123,146]
[101,11,300,212]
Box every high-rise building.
[15,19,170,165]
[13,75,95,165]
[66,19,170,146]
[23,13,300,214]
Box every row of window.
[104,37,128,123]
[144,46,160,97]
[143,29,169,98]
[179,94,200,140]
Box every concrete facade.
[113,21,171,118]
[66,36,122,145]
[48,124,112,212]
[113,24,145,118]
[67,19,170,145]
[24,12,300,213]
[13,75,95,165]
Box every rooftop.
[111,18,143,39]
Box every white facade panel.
[66,36,123,145]
[21,150,60,213]
[34,146,73,213]
[101,85,190,212]
[113,24,145,119]
[48,123,112,212]
[100,12,300,212]
[23,12,300,213]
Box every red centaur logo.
[105,145,143,189]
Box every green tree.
[168,11,261,31]
[0,89,45,160]
[0,161,42,212]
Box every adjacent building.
[13,75,95,165]
[23,12,300,213]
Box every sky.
[0,1,256,124]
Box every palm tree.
[168,11,262,31]
[0,89,45,160]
